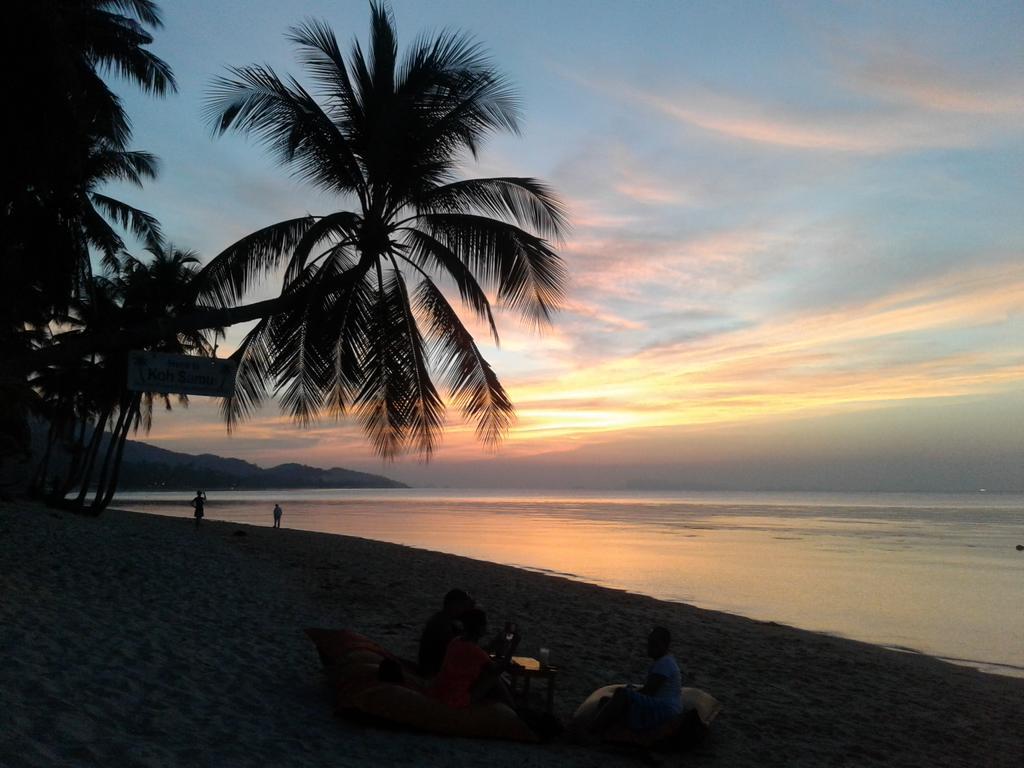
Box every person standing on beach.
[272,503,283,529]
[191,491,206,529]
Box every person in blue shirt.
[590,626,683,734]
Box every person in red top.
[429,608,514,709]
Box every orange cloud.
[146,255,1023,468]
[632,90,986,154]
[493,262,1024,449]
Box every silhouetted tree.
[21,2,567,491]
[197,4,568,457]
[33,246,218,512]
[2,1,175,480]
[2,0,174,322]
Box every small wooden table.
[506,656,559,713]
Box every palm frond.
[416,177,568,241]
[368,2,398,95]
[78,67,133,149]
[415,213,566,323]
[220,317,274,432]
[398,29,521,140]
[325,278,374,417]
[101,1,164,28]
[89,193,163,252]
[409,48,521,160]
[192,216,317,308]
[205,65,364,195]
[387,264,444,456]
[269,264,337,425]
[88,149,160,186]
[415,278,513,447]
[85,11,176,94]
[400,229,498,343]
[284,211,361,286]
[287,18,364,124]
[81,202,126,270]
[352,269,408,458]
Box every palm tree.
[32,245,219,512]
[4,1,174,491]
[3,0,174,330]
[84,244,216,512]
[199,3,568,458]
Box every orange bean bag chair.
[304,628,392,667]
[304,628,539,743]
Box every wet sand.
[1,501,1021,767]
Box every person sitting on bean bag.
[429,608,515,709]
[418,588,476,678]
[589,626,682,735]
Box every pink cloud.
[840,40,1024,116]
[562,225,788,300]
[563,63,1021,154]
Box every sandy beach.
[2,501,1022,767]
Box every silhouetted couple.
[417,589,515,709]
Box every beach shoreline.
[114,488,1024,677]
[2,500,1022,767]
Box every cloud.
[493,261,1024,448]
[562,223,790,303]
[562,40,1023,155]
[831,30,1024,116]
[630,88,1001,154]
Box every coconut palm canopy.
[199,4,568,459]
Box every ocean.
[113,488,1024,677]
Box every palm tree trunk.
[30,420,60,495]
[51,416,85,500]
[54,408,107,504]
[84,399,127,508]
[26,292,299,370]
[92,394,139,514]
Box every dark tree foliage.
[31,247,218,513]
[2,0,174,325]
[11,2,568,507]
[2,1,175,476]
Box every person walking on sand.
[272,503,283,529]
[191,490,206,529]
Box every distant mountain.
[117,439,407,490]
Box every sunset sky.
[108,0,1023,491]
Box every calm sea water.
[113,488,1024,677]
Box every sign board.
[127,351,237,397]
